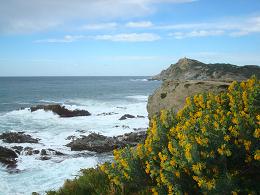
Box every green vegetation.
[47,77,260,195]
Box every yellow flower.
[254,150,260,160]
[152,187,158,195]
[145,161,151,174]
[213,121,219,129]
[136,143,144,158]
[100,164,106,172]
[232,117,239,125]
[111,162,115,168]
[244,140,251,151]
[186,97,192,106]
[170,158,176,166]
[224,135,230,142]
[120,159,128,169]
[123,171,130,179]
[254,128,260,138]
[206,179,215,190]
[160,109,168,126]
[175,171,180,178]
[201,126,207,134]
[160,171,167,184]
[192,162,205,174]
[168,184,174,195]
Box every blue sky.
[0,0,260,76]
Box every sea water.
[0,77,160,195]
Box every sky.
[0,0,260,76]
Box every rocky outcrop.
[147,58,259,117]
[147,80,230,118]
[30,104,91,117]
[0,132,39,143]
[0,146,18,168]
[151,58,260,81]
[66,131,146,153]
[119,114,136,120]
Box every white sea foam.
[0,97,149,194]
[125,95,148,102]
[130,78,148,82]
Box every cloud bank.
[0,0,195,34]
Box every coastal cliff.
[147,58,259,117]
[151,57,260,81]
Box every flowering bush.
[101,77,260,195]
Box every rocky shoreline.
[0,103,148,170]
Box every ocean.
[0,76,160,195]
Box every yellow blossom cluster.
[100,77,259,195]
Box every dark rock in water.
[66,133,120,153]
[39,148,64,156]
[47,148,65,156]
[66,131,147,153]
[40,149,47,155]
[0,146,18,168]
[137,115,145,118]
[40,156,51,160]
[76,130,87,133]
[66,135,76,140]
[0,132,39,143]
[30,104,91,117]
[33,150,40,154]
[119,114,135,120]
[12,146,24,154]
[97,112,118,116]
[122,125,130,129]
[116,131,146,144]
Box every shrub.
[46,168,112,195]
[102,76,260,195]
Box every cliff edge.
[147,58,259,118]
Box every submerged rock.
[119,114,135,120]
[0,132,39,143]
[0,146,18,168]
[30,104,91,117]
[66,131,147,153]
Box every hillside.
[151,58,260,81]
[147,58,260,117]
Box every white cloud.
[163,16,260,38]
[0,0,195,34]
[81,22,117,30]
[94,33,161,42]
[35,35,85,43]
[126,21,153,28]
[35,33,161,43]
[170,30,224,39]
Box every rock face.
[66,131,146,153]
[0,132,39,143]
[30,104,91,117]
[151,58,260,81]
[147,80,231,118]
[0,146,18,168]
